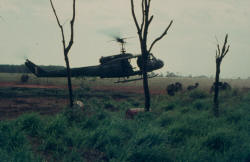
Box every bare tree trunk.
[141,44,150,111]
[64,54,74,107]
[213,63,220,117]
[50,0,76,107]
[213,34,230,117]
[142,60,150,111]
[143,73,150,111]
[130,0,172,111]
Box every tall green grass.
[0,89,250,161]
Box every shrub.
[203,129,233,152]
[104,102,117,111]
[155,112,174,127]
[63,106,84,124]
[125,128,170,162]
[225,111,242,124]
[192,100,209,110]
[163,103,175,111]
[62,148,84,162]
[167,124,194,145]
[189,90,208,99]
[42,136,67,156]
[126,145,172,162]
[45,115,68,138]
[0,122,35,161]
[16,113,43,137]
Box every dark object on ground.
[210,82,231,93]
[20,74,29,83]
[175,82,183,91]
[126,108,145,119]
[166,82,183,96]
[187,83,199,91]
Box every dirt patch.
[0,81,166,95]
[0,82,73,89]
[0,81,166,120]
[0,97,68,120]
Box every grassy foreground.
[0,89,250,162]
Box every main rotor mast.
[116,37,126,54]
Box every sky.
[0,0,250,78]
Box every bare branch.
[50,0,66,50]
[225,45,230,54]
[222,45,230,58]
[148,0,152,7]
[142,0,151,40]
[65,0,76,55]
[216,44,220,57]
[140,0,145,31]
[147,0,152,15]
[131,0,142,41]
[149,20,173,53]
[221,34,228,54]
[148,15,154,26]
[50,0,61,27]
[215,34,230,63]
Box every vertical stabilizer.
[25,59,47,77]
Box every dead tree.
[213,34,230,117]
[50,0,76,107]
[130,0,173,111]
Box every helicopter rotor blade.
[121,36,136,40]
[107,36,135,43]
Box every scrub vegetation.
[0,80,250,161]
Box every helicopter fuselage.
[25,53,164,79]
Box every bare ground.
[0,97,68,120]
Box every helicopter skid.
[114,74,158,83]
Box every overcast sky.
[1,0,250,78]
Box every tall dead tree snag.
[50,0,76,107]
[213,34,230,117]
[130,0,173,111]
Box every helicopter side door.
[100,59,134,78]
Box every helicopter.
[25,37,164,83]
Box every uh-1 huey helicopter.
[25,36,164,83]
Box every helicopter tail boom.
[25,59,101,77]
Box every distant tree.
[213,34,230,117]
[166,71,178,77]
[158,72,164,77]
[50,0,76,107]
[130,0,173,111]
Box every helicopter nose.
[157,59,164,69]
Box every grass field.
[0,73,250,161]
